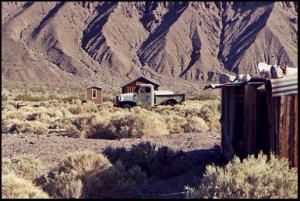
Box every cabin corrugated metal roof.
[204,74,298,97]
[269,74,298,97]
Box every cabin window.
[145,87,151,93]
[92,89,97,99]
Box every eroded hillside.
[1,1,298,94]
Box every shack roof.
[86,86,102,90]
[122,76,160,87]
[204,74,298,97]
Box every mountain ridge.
[1,1,298,94]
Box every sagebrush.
[185,152,298,199]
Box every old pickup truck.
[113,84,185,109]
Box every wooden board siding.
[122,79,159,93]
[266,83,277,154]
[220,83,298,168]
[255,91,270,155]
[220,87,236,161]
[277,94,298,168]
[243,85,257,156]
[292,95,298,168]
[86,88,102,104]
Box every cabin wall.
[221,84,298,168]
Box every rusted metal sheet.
[270,74,298,97]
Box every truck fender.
[120,101,137,108]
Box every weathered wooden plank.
[293,95,298,168]
[244,85,257,156]
[221,88,235,161]
[265,83,276,154]
[48,129,67,133]
[278,96,290,159]
[228,87,236,159]
[288,94,298,168]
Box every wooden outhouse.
[121,76,160,93]
[205,74,298,168]
[86,86,102,104]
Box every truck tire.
[122,104,132,109]
[166,100,176,106]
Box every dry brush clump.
[36,150,146,199]
[2,155,48,199]
[185,152,298,199]
[2,173,49,199]
[103,141,187,179]
[84,161,147,199]
[2,154,44,181]
[37,151,113,198]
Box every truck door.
[138,86,151,105]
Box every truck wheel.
[122,104,131,109]
[166,100,176,106]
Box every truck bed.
[154,93,185,105]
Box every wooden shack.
[121,76,160,93]
[205,74,298,168]
[86,86,102,104]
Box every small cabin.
[86,86,102,104]
[121,76,160,93]
[204,74,298,168]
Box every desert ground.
[2,131,222,198]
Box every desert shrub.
[1,154,44,181]
[2,94,8,102]
[182,116,209,132]
[2,173,49,198]
[82,101,99,113]
[163,115,186,133]
[15,94,46,102]
[88,108,168,139]
[39,151,112,198]
[103,142,187,179]
[62,96,84,103]
[185,152,298,199]
[5,110,29,121]
[8,123,21,134]
[20,121,49,135]
[64,124,83,138]
[39,168,83,199]
[84,161,147,198]
[69,104,86,115]
[59,151,112,178]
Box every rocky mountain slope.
[1,2,298,94]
